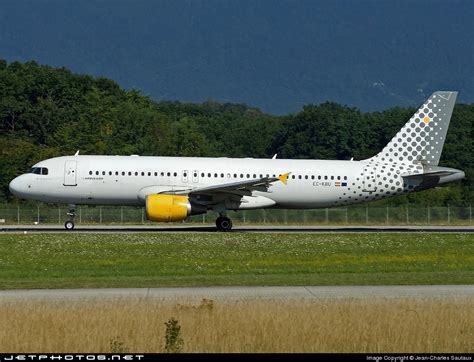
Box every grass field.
[0,232,472,288]
[0,298,472,352]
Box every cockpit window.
[28,167,48,175]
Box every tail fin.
[372,91,457,166]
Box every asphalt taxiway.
[0,285,472,301]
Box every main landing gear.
[216,215,232,232]
[64,204,76,230]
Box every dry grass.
[0,297,472,353]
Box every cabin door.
[64,161,77,186]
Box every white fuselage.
[9,155,425,209]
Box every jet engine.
[145,194,192,222]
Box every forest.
[1,60,472,205]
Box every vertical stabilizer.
[372,91,457,166]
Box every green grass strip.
[0,232,472,289]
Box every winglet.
[278,172,290,185]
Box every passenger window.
[331,176,334,180]
[89,171,93,175]
[161,172,164,176]
[220,173,224,178]
[344,176,347,180]
[167,172,171,177]
[234,174,237,178]
[311,175,314,180]
[109,171,112,176]
[135,172,138,176]
[201,173,205,177]
[148,172,152,176]
[214,173,218,178]
[298,175,302,179]
[128,172,132,176]
[154,172,157,176]
[96,171,99,175]
[122,172,125,176]
[240,174,243,178]
[324,176,328,180]
[208,173,211,177]
[292,175,296,179]
[305,175,308,179]
[318,175,321,180]
[115,171,119,176]
[337,176,341,180]
[141,172,145,176]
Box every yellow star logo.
[423,117,430,124]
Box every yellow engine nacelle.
[145,194,191,222]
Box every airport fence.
[0,204,472,226]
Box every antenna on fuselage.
[74,150,80,156]
[272,154,277,159]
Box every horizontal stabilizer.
[402,171,457,179]
[402,167,464,188]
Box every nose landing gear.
[64,204,76,230]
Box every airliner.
[9,91,465,231]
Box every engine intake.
[145,194,191,222]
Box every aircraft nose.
[9,177,23,197]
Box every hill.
[0,60,472,204]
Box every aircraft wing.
[186,173,290,197]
